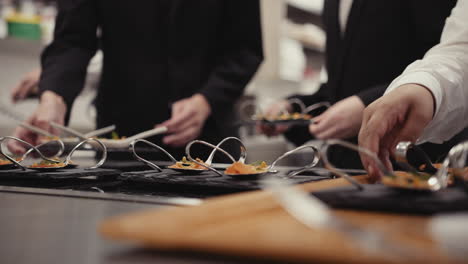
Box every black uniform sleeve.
[355,83,389,106]
[198,0,263,122]
[38,0,99,110]
[355,0,456,107]
[410,0,457,51]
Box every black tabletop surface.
[0,160,327,264]
[0,187,286,264]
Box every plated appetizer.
[247,101,330,126]
[225,161,268,175]
[186,137,319,179]
[168,156,209,171]
[0,157,19,169]
[254,112,313,121]
[0,136,106,172]
[29,159,68,169]
[0,158,12,166]
[131,139,214,175]
[381,171,435,190]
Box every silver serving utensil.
[395,141,438,174]
[0,138,65,169]
[441,141,468,188]
[284,98,306,114]
[0,137,107,171]
[84,125,116,138]
[22,138,65,160]
[185,139,244,177]
[0,104,57,138]
[130,139,178,172]
[130,139,234,175]
[302,101,331,115]
[96,127,168,149]
[0,136,64,171]
[322,139,448,192]
[206,137,247,165]
[270,144,320,178]
[319,140,370,190]
[289,167,368,178]
[187,139,320,179]
[50,122,88,140]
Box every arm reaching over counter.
[158,94,211,148]
[11,69,41,103]
[9,91,66,154]
[359,0,468,180]
[359,85,435,180]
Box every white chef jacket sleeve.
[385,0,468,144]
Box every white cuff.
[385,71,442,119]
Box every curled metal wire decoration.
[187,138,320,178]
[0,136,106,170]
[285,98,307,115]
[0,136,64,170]
[269,144,320,178]
[302,101,331,115]
[130,139,178,172]
[319,139,394,191]
[185,140,240,176]
[67,138,107,170]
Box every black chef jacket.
[38,0,263,159]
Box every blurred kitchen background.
[0,0,326,163]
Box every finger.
[11,82,26,103]
[165,111,198,134]
[394,108,426,144]
[378,148,393,173]
[359,114,386,179]
[7,140,27,155]
[163,107,194,133]
[314,125,341,140]
[163,126,199,147]
[18,80,36,99]
[171,100,187,116]
[309,113,332,136]
[7,127,35,154]
[257,124,276,136]
[33,118,53,134]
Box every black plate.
[27,163,78,172]
[167,167,209,175]
[119,168,329,193]
[313,184,468,215]
[259,119,313,126]
[224,171,268,180]
[0,163,17,170]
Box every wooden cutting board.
[99,177,457,263]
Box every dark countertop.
[0,189,279,264]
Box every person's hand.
[309,96,365,139]
[157,94,211,147]
[257,99,291,136]
[11,69,41,103]
[358,84,435,180]
[8,91,67,154]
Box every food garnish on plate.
[0,158,12,166]
[382,171,438,190]
[0,157,22,166]
[168,156,208,171]
[225,161,268,175]
[254,112,313,122]
[29,159,66,169]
